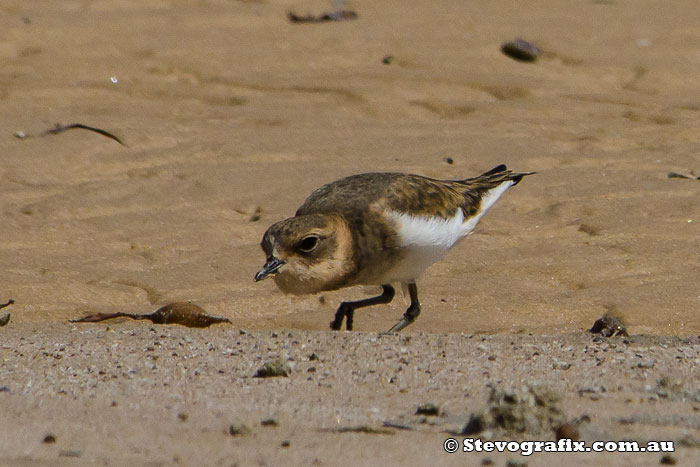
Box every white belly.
[380,209,468,283]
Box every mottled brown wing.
[295,173,402,216]
[378,174,470,219]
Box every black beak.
[254,257,286,282]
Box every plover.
[255,164,533,332]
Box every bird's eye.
[298,235,319,253]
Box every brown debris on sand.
[589,316,628,337]
[288,10,357,23]
[0,299,12,326]
[461,384,565,436]
[15,123,126,146]
[254,356,291,378]
[70,302,231,328]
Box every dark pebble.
[43,434,56,444]
[554,422,580,441]
[229,422,252,436]
[382,55,395,65]
[501,39,541,62]
[660,455,676,465]
[415,403,440,416]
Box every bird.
[254,164,534,332]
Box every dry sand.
[2,0,700,465]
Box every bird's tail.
[464,164,535,186]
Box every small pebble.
[14,131,27,139]
[553,361,571,370]
[382,55,395,64]
[444,157,454,165]
[229,422,252,436]
[501,39,541,62]
[254,357,290,378]
[415,403,440,416]
[638,360,655,369]
[261,417,278,427]
[506,459,527,467]
[554,423,579,441]
[281,440,291,447]
[0,313,10,326]
[659,454,677,465]
[42,434,56,444]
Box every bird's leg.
[385,282,421,333]
[330,285,395,331]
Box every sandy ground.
[2,0,700,465]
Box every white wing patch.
[388,209,466,249]
[461,179,515,233]
[379,179,515,283]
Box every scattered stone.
[578,223,600,236]
[42,434,56,444]
[254,357,290,378]
[382,420,414,431]
[638,359,655,369]
[0,299,13,326]
[288,9,358,23]
[589,316,628,337]
[281,440,291,447]
[552,361,571,370]
[506,460,527,467]
[554,422,579,441]
[501,39,541,62]
[234,205,262,222]
[14,131,27,139]
[382,55,395,65]
[177,412,188,422]
[659,454,677,465]
[461,384,564,436]
[444,157,454,165]
[415,403,440,416]
[229,422,252,436]
[481,458,493,465]
[261,417,279,427]
[71,302,231,328]
[309,352,319,361]
[326,425,394,435]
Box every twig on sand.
[288,10,357,23]
[71,302,231,328]
[40,123,126,146]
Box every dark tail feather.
[480,164,508,177]
[467,164,535,186]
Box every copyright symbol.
[443,437,459,453]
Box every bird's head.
[255,214,353,294]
